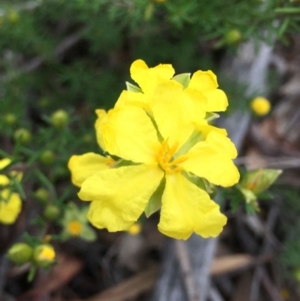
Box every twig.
[2,28,86,82]
[235,156,300,169]
[83,265,159,301]
[175,240,200,301]
[250,206,280,301]
[208,286,225,301]
[0,1,42,16]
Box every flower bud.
[44,204,60,220]
[240,169,282,194]
[83,134,93,144]
[4,113,17,126]
[33,244,55,268]
[250,97,271,116]
[128,223,142,235]
[33,188,49,204]
[50,110,69,129]
[14,128,32,144]
[8,11,20,24]
[225,29,242,45]
[7,243,33,265]
[40,150,55,165]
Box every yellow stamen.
[67,220,82,236]
[157,141,187,174]
[106,157,115,167]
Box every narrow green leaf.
[144,177,165,217]
[126,81,142,93]
[172,73,191,88]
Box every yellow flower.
[0,158,22,225]
[68,60,239,240]
[250,97,271,116]
[77,105,239,240]
[117,59,228,115]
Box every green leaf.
[182,171,213,194]
[144,177,165,218]
[205,112,220,122]
[176,130,203,157]
[238,187,257,203]
[126,81,142,93]
[81,226,97,242]
[172,73,191,88]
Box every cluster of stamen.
[157,141,188,174]
[67,220,82,236]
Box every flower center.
[157,141,188,174]
[67,220,82,236]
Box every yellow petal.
[79,164,164,231]
[68,153,112,187]
[99,106,160,163]
[95,109,108,151]
[115,90,152,112]
[181,131,240,187]
[130,59,175,94]
[158,173,227,239]
[203,89,228,112]
[150,81,206,147]
[188,70,228,112]
[0,158,11,169]
[0,190,22,224]
[188,70,218,91]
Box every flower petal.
[151,81,206,147]
[95,109,109,151]
[158,173,227,240]
[130,59,175,94]
[188,70,218,91]
[99,106,160,163]
[79,164,164,231]
[181,131,240,187]
[0,190,22,224]
[203,89,228,112]
[68,153,112,187]
[188,70,228,112]
[115,90,152,112]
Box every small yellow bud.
[67,220,82,236]
[38,97,49,108]
[128,223,142,235]
[225,29,242,45]
[7,243,33,265]
[43,235,52,243]
[4,113,17,125]
[83,134,93,144]
[40,150,55,165]
[34,244,55,267]
[250,97,271,116]
[8,11,20,24]
[50,110,69,129]
[34,188,49,204]
[295,269,300,282]
[44,205,60,220]
[14,128,32,144]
